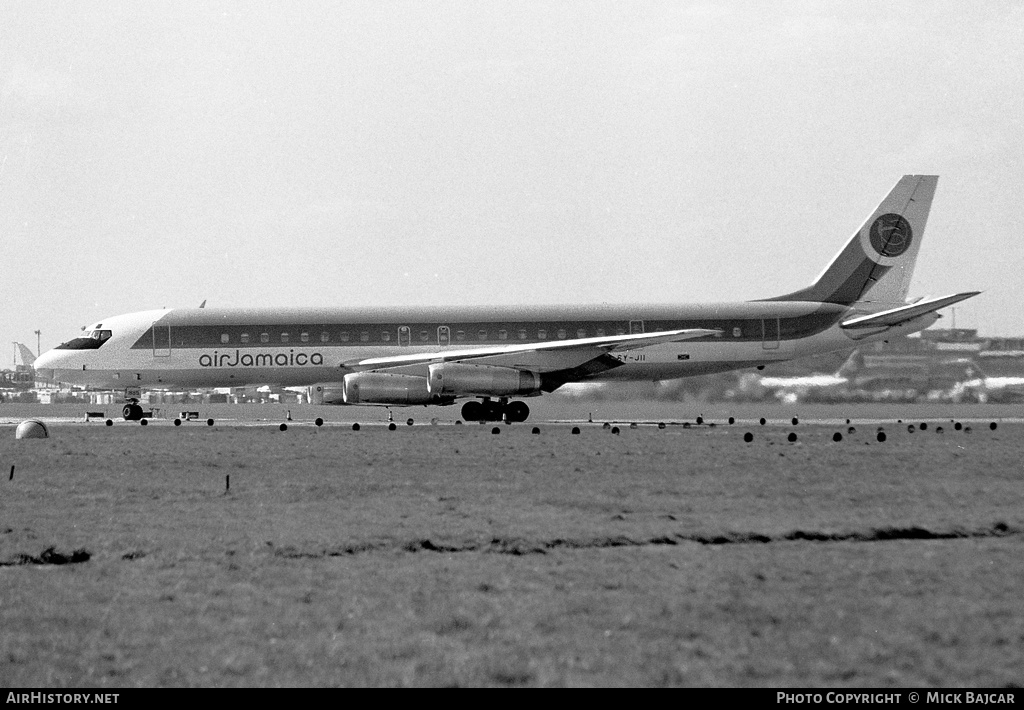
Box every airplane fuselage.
[38,301,932,393]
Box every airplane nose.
[34,349,59,369]
[33,349,69,382]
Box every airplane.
[35,175,978,422]
[13,342,37,368]
[1,342,39,389]
[749,348,988,404]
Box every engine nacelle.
[342,372,453,405]
[427,363,542,396]
[308,383,346,405]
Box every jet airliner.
[35,175,978,422]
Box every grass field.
[1,405,1023,686]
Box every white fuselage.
[35,302,936,397]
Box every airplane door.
[438,326,450,348]
[629,320,644,334]
[152,323,171,357]
[761,317,780,350]
[398,326,411,347]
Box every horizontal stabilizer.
[344,328,719,369]
[840,292,980,330]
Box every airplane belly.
[594,340,794,381]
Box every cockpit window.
[55,329,113,350]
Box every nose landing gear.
[461,398,530,423]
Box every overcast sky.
[2,1,1022,359]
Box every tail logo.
[869,214,912,257]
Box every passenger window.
[538,329,547,340]
[300,332,309,343]
[518,329,528,339]
[281,332,290,343]
[498,329,508,340]
[577,329,586,339]
[360,332,369,342]
[340,332,350,342]
[557,329,567,339]
[261,333,270,343]
[733,327,742,338]
[240,333,250,344]
[321,332,330,343]
[221,333,229,344]
[419,330,429,342]
[381,331,391,342]
[456,330,466,341]
[596,328,605,337]
[477,330,487,340]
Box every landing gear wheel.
[122,403,143,421]
[461,400,483,422]
[482,399,504,422]
[462,399,529,422]
[505,401,530,423]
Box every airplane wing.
[343,328,720,369]
[840,292,980,330]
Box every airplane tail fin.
[836,349,864,379]
[770,175,938,305]
[13,342,35,367]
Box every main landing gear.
[461,398,530,423]
[122,400,144,421]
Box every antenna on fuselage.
[199,300,206,308]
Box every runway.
[3,400,1023,428]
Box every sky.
[2,1,1023,360]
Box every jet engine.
[427,362,542,397]
[342,371,453,405]
[308,383,347,405]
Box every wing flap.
[840,292,980,329]
[343,328,719,369]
